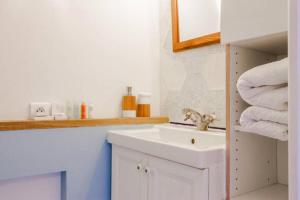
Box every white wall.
[0,173,60,200]
[0,0,160,120]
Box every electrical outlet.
[30,103,52,119]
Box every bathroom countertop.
[0,117,169,131]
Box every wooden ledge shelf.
[0,117,169,131]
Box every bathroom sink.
[107,125,225,168]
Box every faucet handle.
[210,112,217,120]
[182,108,198,123]
[183,111,191,120]
[182,108,191,120]
[184,112,196,123]
[184,115,190,121]
[210,113,222,122]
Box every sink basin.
[107,125,225,168]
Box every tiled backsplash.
[160,0,226,128]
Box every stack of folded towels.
[237,58,288,141]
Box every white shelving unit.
[289,0,300,198]
[221,0,287,44]
[226,35,288,199]
[221,0,300,200]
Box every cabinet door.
[111,146,147,200]
[147,156,209,200]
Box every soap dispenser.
[122,86,137,118]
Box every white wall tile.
[160,0,226,127]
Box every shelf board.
[232,32,288,55]
[234,125,288,141]
[232,184,288,200]
[0,117,169,131]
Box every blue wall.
[0,125,152,200]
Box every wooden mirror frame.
[171,0,221,52]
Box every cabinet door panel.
[148,156,209,200]
[111,146,147,200]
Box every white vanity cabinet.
[111,146,147,200]
[147,156,208,200]
[111,145,209,200]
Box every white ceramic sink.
[107,125,225,168]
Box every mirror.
[171,0,221,52]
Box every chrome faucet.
[182,108,216,131]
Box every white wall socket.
[30,103,52,119]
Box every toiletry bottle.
[137,93,151,117]
[88,104,94,119]
[122,87,137,118]
[66,101,73,119]
[73,102,81,119]
[81,102,87,119]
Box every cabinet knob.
[137,164,142,170]
[144,167,150,174]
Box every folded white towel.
[237,58,288,111]
[239,106,288,141]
